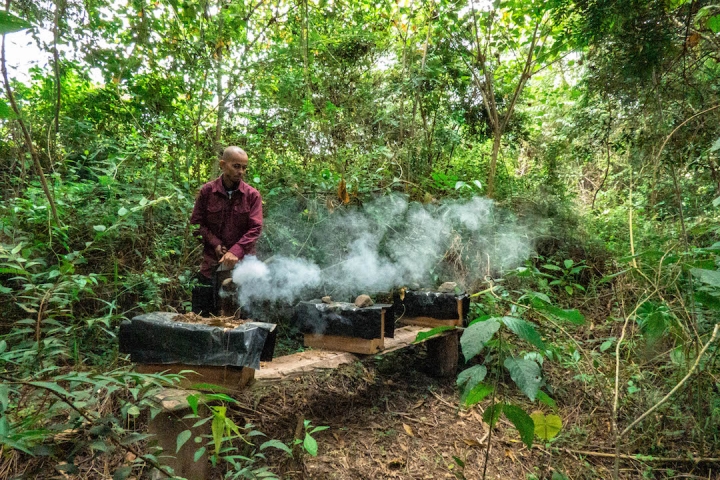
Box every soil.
[235,346,584,480]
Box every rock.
[354,294,374,308]
[438,282,457,293]
[321,296,332,304]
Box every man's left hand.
[219,251,239,269]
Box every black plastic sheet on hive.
[294,301,395,339]
[393,290,470,322]
[119,312,276,369]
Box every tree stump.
[148,389,210,480]
[426,330,459,377]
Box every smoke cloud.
[231,194,532,308]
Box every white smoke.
[232,255,322,305]
[233,194,532,307]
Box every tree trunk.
[487,129,501,198]
[53,0,63,137]
[213,0,224,177]
[2,26,61,227]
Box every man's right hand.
[215,244,227,259]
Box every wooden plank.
[136,363,255,392]
[303,334,384,355]
[398,316,463,328]
[256,325,456,383]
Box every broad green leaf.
[482,402,503,427]
[463,382,494,407]
[119,433,153,445]
[414,325,456,343]
[89,440,111,452]
[530,411,562,440]
[211,406,226,454]
[504,357,542,401]
[260,439,292,454]
[600,337,616,352]
[0,384,9,411]
[176,429,192,453]
[93,225,106,232]
[126,405,140,417]
[501,317,545,350]
[186,394,199,416]
[695,291,720,310]
[194,446,206,462]
[536,391,556,409]
[118,207,129,217]
[563,259,573,269]
[708,14,720,33]
[531,298,585,325]
[502,404,534,449]
[112,466,132,480]
[0,11,31,34]
[460,318,500,362]
[457,364,487,398]
[303,433,318,456]
[29,381,72,398]
[690,268,720,287]
[542,264,562,271]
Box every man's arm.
[227,191,263,260]
[190,187,223,250]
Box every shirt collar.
[210,176,249,196]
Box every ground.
[235,345,607,480]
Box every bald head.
[219,146,249,187]
[222,146,247,162]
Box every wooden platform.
[255,325,457,383]
[136,363,255,392]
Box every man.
[191,146,263,284]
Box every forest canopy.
[1,0,720,478]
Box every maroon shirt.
[190,176,263,279]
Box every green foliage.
[180,393,288,479]
[2,0,720,475]
[530,412,563,441]
[0,10,31,34]
[503,357,543,402]
[414,325,457,344]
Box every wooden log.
[147,389,209,480]
[425,330,459,377]
[136,363,255,392]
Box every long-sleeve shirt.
[190,176,263,279]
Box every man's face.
[220,152,249,184]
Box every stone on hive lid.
[438,282,457,293]
[322,296,332,304]
[354,294,374,308]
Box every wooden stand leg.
[149,405,210,480]
[426,331,459,377]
